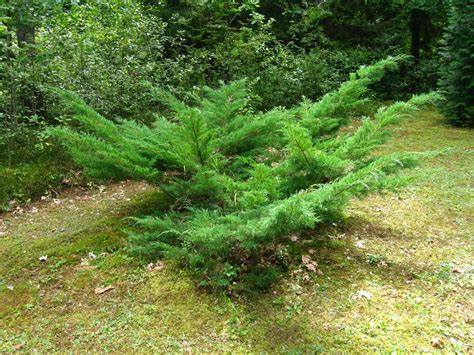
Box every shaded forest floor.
[1,110,473,352]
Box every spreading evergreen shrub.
[438,0,474,126]
[50,57,439,291]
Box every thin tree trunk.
[16,23,36,47]
[409,8,422,64]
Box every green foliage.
[0,161,69,211]
[212,27,370,110]
[0,129,77,210]
[0,0,450,123]
[0,115,79,210]
[51,58,440,291]
[437,0,474,126]
[42,0,168,121]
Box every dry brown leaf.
[12,344,24,350]
[180,340,192,353]
[431,337,445,349]
[289,235,299,242]
[146,261,164,272]
[302,273,311,283]
[94,285,114,294]
[301,255,312,264]
[302,255,318,272]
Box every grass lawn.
[0,109,472,352]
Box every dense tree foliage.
[1,0,450,125]
[438,0,474,126]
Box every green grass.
[0,110,473,352]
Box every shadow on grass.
[221,215,440,351]
[0,187,452,351]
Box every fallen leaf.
[289,235,299,242]
[292,268,303,275]
[94,285,114,294]
[80,258,90,266]
[355,290,372,300]
[12,344,24,350]
[302,273,311,283]
[301,255,312,264]
[146,261,164,272]
[302,255,318,272]
[180,340,192,353]
[431,337,445,349]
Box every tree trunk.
[16,23,36,47]
[16,20,44,117]
[409,8,422,64]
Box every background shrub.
[437,0,474,126]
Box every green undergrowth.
[0,110,473,352]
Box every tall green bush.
[50,57,439,291]
[437,0,474,126]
